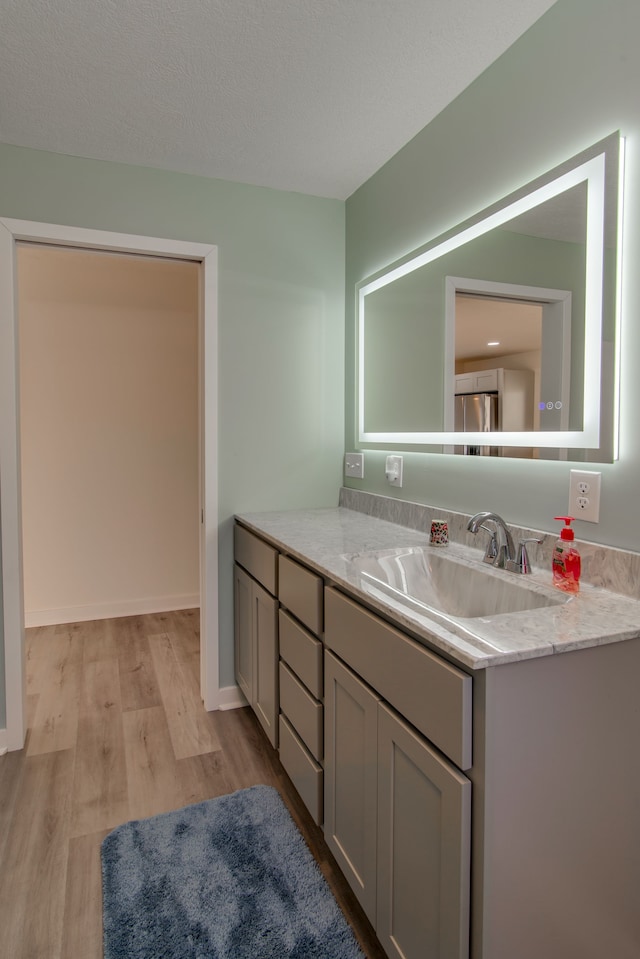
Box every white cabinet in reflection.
[454,368,535,457]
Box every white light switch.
[344,452,364,479]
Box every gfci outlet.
[569,469,601,523]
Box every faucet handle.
[506,538,542,574]
[479,524,499,565]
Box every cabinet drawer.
[279,661,323,761]
[278,555,323,636]
[234,524,278,595]
[325,587,472,770]
[279,609,323,699]
[279,715,323,826]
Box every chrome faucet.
[467,512,541,574]
[467,512,516,570]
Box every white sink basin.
[342,546,569,623]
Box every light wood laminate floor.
[0,610,386,959]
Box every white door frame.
[0,219,219,751]
[444,275,572,431]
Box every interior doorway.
[18,244,200,627]
[0,220,219,751]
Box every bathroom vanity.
[233,503,640,959]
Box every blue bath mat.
[101,784,365,958]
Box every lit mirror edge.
[612,135,626,462]
[356,131,624,460]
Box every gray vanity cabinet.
[324,594,472,959]
[233,526,279,748]
[234,514,640,959]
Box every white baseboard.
[217,685,247,711]
[24,594,200,628]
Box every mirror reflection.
[357,134,621,461]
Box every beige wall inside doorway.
[18,244,200,626]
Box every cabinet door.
[475,369,498,392]
[234,564,279,749]
[377,703,471,959]
[455,373,475,394]
[234,564,253,705]
[252,580,279,749]
[324,651,380,925]
[455,370,499,394]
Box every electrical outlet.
[344,452,364,479]
[569,469,601,523]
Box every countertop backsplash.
[339,488,640,602]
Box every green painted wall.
[345,0,640,551]
[0,146,345,704]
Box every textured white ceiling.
[0,0,557,199]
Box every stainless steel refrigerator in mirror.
[454,392,499,455]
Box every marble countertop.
[236,506,640,670]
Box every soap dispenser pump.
[552,516,581,593]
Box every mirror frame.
[356,132,623,459]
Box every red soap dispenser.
[552,516,581,593]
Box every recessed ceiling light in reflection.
[487,341,500,346]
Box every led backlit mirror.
[357,133,623,461]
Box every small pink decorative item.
[430,519,449,546]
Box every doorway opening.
[0,220,219,751]
[445,275,572,459]
[18,244,201,627]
